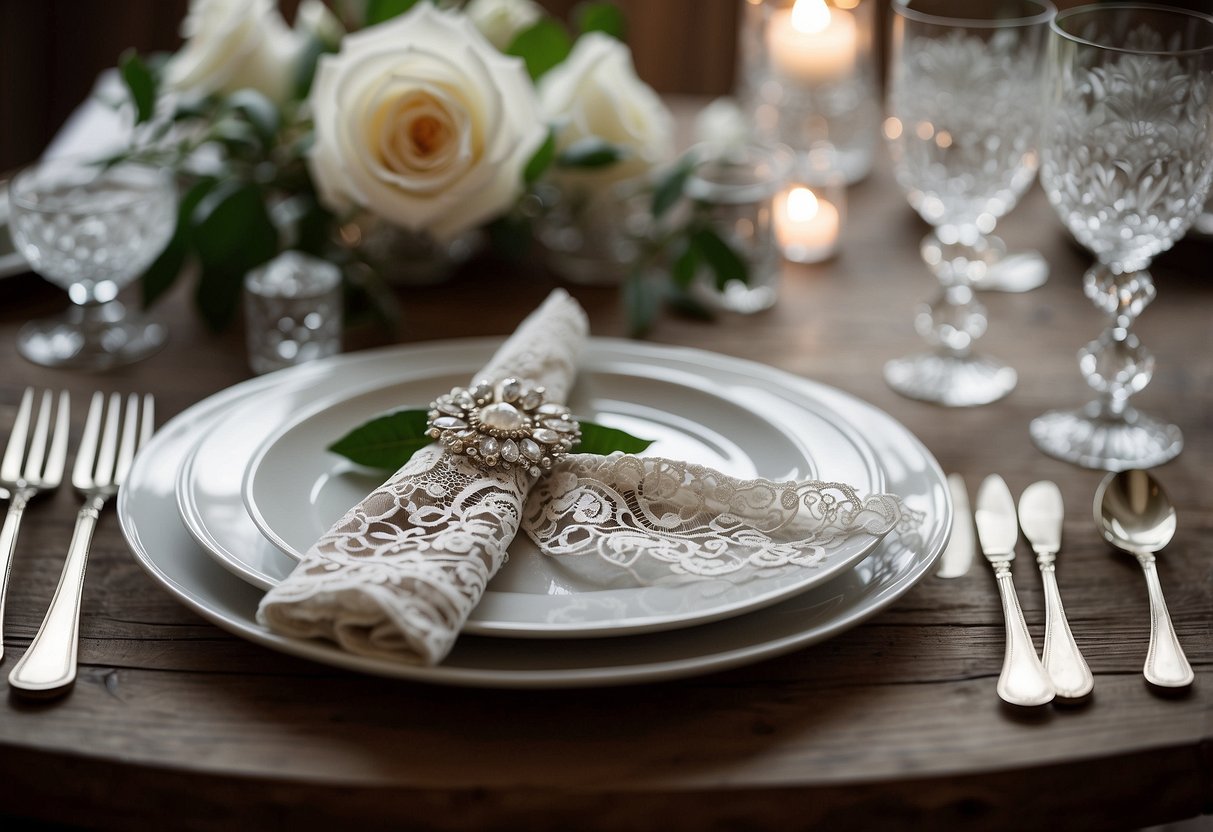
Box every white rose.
[539,33,675,192]
[465,0,544,51]
[307,4,546,240]
[295,0,345,49]
[165,0,301,104]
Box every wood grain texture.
[0,100,1209,830]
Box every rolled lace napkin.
[257,289,589,663]
[259,289,901,665]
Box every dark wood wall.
[0,0,737,172]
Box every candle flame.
[788,187,820,222]
[791,0,832,34]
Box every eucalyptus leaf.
[329,409,432,469]
[574,2,627,40]
[328,409,653,470]
[524,129,557,184]
[557,137,627,169]
[624,272,662,338]
[691,226,749,290]
[119,49,157,124]
[225,89,280,145]
[506,19,573,81]
[365,0,423,25]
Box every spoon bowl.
[1094,469,1193,688]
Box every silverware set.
[941,471,1191,707]
[0,389,154,697]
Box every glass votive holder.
[737,0,880,184]
[776,144,847,263]
[684,142,794,314]
[244,251,342,375]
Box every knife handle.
[993,568,1055,706]
[1039,560,1094,699]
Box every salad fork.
[0,388,70,661]
[9,392,153,695]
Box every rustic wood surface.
[0,105,1209,830]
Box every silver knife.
[936,474,974,578]
[1018,481,1093,699]
[974,475,1055,707]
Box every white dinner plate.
[119,343,951,688]
[181,340,891,638]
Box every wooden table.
[0,143,1208,830]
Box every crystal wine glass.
[8,158,176,370]
[1031,5,1213,470]
[883,0,1054,406]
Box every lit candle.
[766,0,859,84]
[776,186,840,263]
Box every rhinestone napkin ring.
[427,378,580,477]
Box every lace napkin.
[258,290,900,665]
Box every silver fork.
[0,388,70,661]
[9,392,153,695]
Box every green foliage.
[651,154,695,218]
[574,2,627,41]
[191,182,279,331]
[524,129,557,184]
[119,50,157,124]
[224,89,280,147]
[506,19,573,81]
[328,409,653,470]
[140,177,218,309]
[365,0,424,26]
[556,137,628,169]
[690,226,749,291]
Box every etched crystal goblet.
[1031,5,1213,470]
[883,0,1053,406]
[8,158,175,370]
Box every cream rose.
[539,33,675,192]
[165,0,301,104]
[465,0,544,51]
[307,4,546,241]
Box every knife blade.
[974,474,1055,707]
[1018,481,1094,699]
[936,474,974,578]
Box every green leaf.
[293,34,333,100]
[225,89,280,146]
[524,129,557,184]
[328,409,432,469]
[574,2,627,41]
[623,272,662,338]
[573,421,653,455]
[691,226,749,290]
[556,137,627,169]
[506,19,573,81]
[670,238,698,289]
[651,155,695,218]
[191,182,279,330]
[365,0,423,25]
[487,214,533,261]
[328,409,654,470]
[119,49,157,124]
[664,285,716,322]
[141,177,218,309]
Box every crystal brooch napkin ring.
[427,377,581,477]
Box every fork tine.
[139,395,155,450]
[93,393,123,487]
[42,391,70,488]
[22,390,52,481]
[114,394,140,485]
[73,392,105,489]
[1,388,34,483]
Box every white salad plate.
[179,339,892,638]
[120,341,950,687]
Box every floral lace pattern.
[524,454,900,587]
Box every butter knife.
[936,474,974,578]
[1018,481,1094,699]
[975,475,1055,707]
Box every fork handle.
[0,489,34,661]
[9,498,101,695]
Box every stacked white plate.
[119,338,952,688]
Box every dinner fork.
[0,389,70,661]
[9,392,153,695]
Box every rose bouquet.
[112,0,752,334]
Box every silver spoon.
[1094,469,1193,688]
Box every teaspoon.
[1094,469,1193,688]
